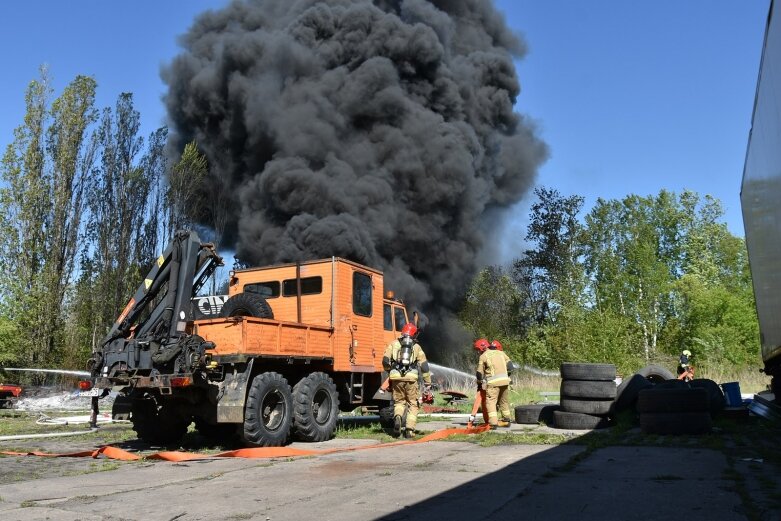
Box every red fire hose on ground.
[1,424,491,462]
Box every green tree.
[0,71,97,369]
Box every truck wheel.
[292,372,340,442]
[243,372,293,447]
[131,397,190,446]
[220,292,274,319]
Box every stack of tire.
[553,363,617,430]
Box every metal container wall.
[741,0,781,371]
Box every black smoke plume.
[163,0,547,355]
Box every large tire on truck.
[292,372,340,442]
[220,293,274,319]
[243,372,293,447]
[130,396,190,446]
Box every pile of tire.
[637,381,713,435]
[553,363,617,430]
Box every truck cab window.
[384,304,392,331]
[282,276,323,296]
[394,307,407,331]
[353,271,372,317]
[245,282,280,298]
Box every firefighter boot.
[393,415,403,437]
[404,428,414,439]
[497,420,511,428]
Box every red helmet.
[473,338,489,352]
[490,340,503,351]
[401,323,418,337]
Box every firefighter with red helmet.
[382,322,431,438]
[467,339,491,426]
[476,339,513,428]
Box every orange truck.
[0,383,22,408]
[87,231,413,446]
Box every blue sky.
[0,1,769,254]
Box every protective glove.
[468,414,476,425]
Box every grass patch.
[444,431,571,447]
[333,423,395,442]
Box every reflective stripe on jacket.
[478,349,511,387]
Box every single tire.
[379,405,395,429]
[514,404,559,425]
[639,411,712,435]
[636,387,709,414]
[636,364,675,383]
[243,372,293,447]
[689,379,726,414]
[560,363,616,381]
[379,405,407,434]
[612,374,653,414]
[220,292,274,319]
[561,380,617,400]
[553,410,609,430]
[560,398,612,416]
[292,372,340,442]
[131,397,190,445]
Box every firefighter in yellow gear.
[476,340,513,428]
[382,322,431,438]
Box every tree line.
[459,187,759,375]
[0,72,760,379]
[0,71,211,376]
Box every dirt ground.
[1,410,780,520]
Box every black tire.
[560,363,616,381]
[689,379,726,414]
[220,292,274,319]
[243,372,293,447]
[636,364,675,383]
[553,410,609,430]
[292,372,340,442]
[560,398,612,416]
[636,387,709,414]
[379,405,395,429]
[514,404,559,425]
[653,379,690,390]
[612,374,653,414]
[130,397,190,445]
[560,380,617,400]
[639,411,712,435]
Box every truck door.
[350,269,377,369]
